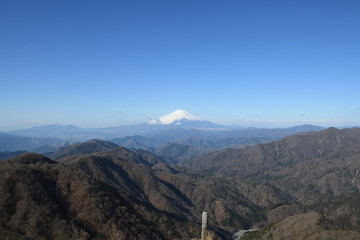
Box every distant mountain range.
[8,110,226,140]
[0,132,69,152]
[6,110,323,141]
[1,110,325,157]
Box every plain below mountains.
[0,124,324,164]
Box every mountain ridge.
[179,127,360,209]
[5,109,324,142]
[2,127,360,239]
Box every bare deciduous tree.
[70,223,89,240]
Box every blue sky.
[1,0,360,131]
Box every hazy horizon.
[2,108,359,132]
[1,108,360,132]
[1,1,359,131]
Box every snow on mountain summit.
[148,110,203,125]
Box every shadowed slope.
[50,139,118,160]
[242,212,360,240]
[0,153,204,239]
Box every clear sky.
[1,0,360,131]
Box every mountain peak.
[148,109,203,125]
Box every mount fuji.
[147,109,224,129]
[148,109,203,125]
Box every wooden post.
[201,212,207,240]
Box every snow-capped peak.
[148,109,203,125]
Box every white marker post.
[201,212,208,240]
